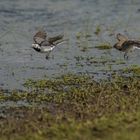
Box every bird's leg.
[45,51,51,60]
[124,52,128,60]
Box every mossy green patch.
[95,44,112,50]
[123,65,140,76]
[0,74,140,140]
[94,25,101,35]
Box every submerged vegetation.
[0,72,140,140]
[94,25,101,35]
[1,0,140,139]
[95,43,112,50]
[123,65,140,76]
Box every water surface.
[0,0,140,89]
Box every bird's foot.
[45,55,50,60]
[45,52,51,60]
[124,53,129,60]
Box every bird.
[32,30,64,59]
[113,33,140,59]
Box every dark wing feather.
[33,30,47,44]
[120,40,140,51]
[48,35,64,44]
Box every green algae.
[123,65,140,76]
[0,73,140,140]
[95,44,112,50]
[94,25,101,35]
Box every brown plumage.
[116,33,128,42]
[48,35,64,45]
[113,33,128,51]
[33,30,64,46]
[33,30,47,45]
[113,33,140,59]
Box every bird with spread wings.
[113,33,140,59]
[32,30,64,59]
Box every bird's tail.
[48,35,64,45]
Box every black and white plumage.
[32,30,64,59]
[113,33,140,59]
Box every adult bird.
[113,33,140,59]
[32,30,64,59]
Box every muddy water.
[0,0,140,90]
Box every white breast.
[133,46,140,50]
[41,45,56,52]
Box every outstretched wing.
[33,30,47,44]
[113,42,123,51]
[116,33,128,42]
[48,35,64,45]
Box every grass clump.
[94,25,101,35]
[123,65,140,76]
[0,74,140,139]
[95,44,112,50]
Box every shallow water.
[0,0,140,90]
